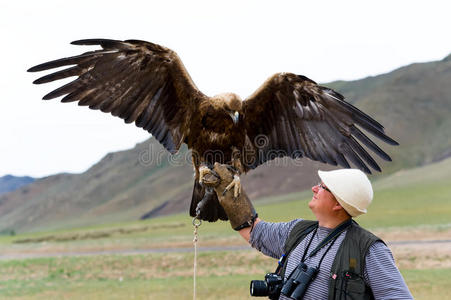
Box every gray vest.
[282,220,383,300]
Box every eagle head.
[213,93,242,125]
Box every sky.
[1,0,450,178]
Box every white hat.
[317,169,373,217]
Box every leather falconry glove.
[201,162,257,231]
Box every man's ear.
[332,201,344,212]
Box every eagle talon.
[222,174,241,199]
[198,165,210,184]
[225,165,239,174]
[199,165,220,187]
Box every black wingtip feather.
[71,39,114,45]
[42,79,78,100]
[71,39,124,50]
[28,61,61,73]
[335,152,351,169]
[27,53,99,72]
[297,75,317,85]
[28,64,48,72]
[343,146,372,174]
[32,66,80,84]
[360,122,399,146]
[27,66,38,72]
[390,139,400,146]
[321,87,345,101]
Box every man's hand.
[202,162,257,231]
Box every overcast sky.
[1,0,450,177]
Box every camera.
[280,262,318,300]
[250,273,283,299]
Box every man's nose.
[312,185,319,192]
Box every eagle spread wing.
[28,39,203,154]
[29,39,399,222]
[242,73,398,173]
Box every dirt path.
[390,240,451,269]
[1,239,451,266]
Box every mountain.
[326,54,451,171]
[0,175,35,195]
[0,138,332,233]
[1,54,450,233]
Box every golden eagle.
[28,39,398,222]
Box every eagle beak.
[229,111,239,124]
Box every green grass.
[401,268,451,299]
[358,157,451,229]
[0,253,449,299]
[0,274,255,300]
[0,252,271,299]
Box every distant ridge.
[0,175,35,195]
[1,54,450,233]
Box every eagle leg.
[222,173,241,200]
[222,154,243,200]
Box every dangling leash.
[192,217,202,300]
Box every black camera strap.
[299,227,318,262]
[275,219,352,276]
[304,218,352,261]
[284,218,352,278]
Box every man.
[204,163,413,300]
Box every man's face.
[309,182,337,216]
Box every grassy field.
[0,253,450,299]
[1,158,450,299]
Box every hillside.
[0,138,333,232]
[0,175,34,195]
[1,54,450,233]
[326,54,451,171]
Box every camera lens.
[250,280,268,296]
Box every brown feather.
[243,72,398,173]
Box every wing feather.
[350,126,391,161]
[339,143,371,173]
[29,39,204,153]
[42,78,82,100]
[242,73,398,173]
[28,51,113,72]
[348,136,381,171]
[33,66,83,84]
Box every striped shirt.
[250,219,413,300]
